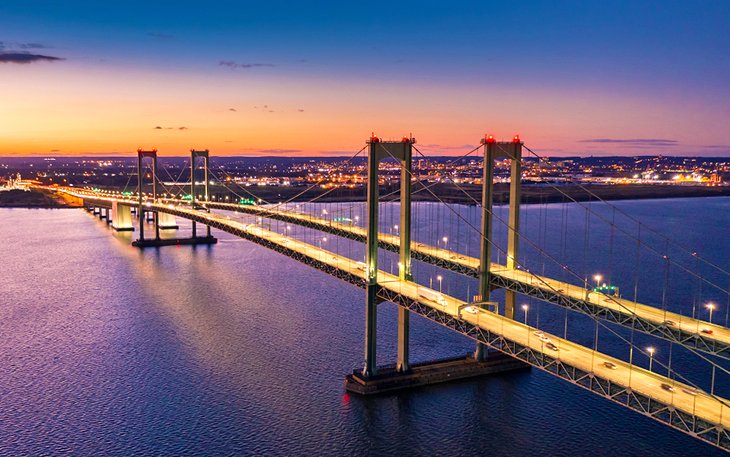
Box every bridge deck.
[198,199,730,359]
[52,190,730,359]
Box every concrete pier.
[111,202,134,231]
[157,211,179,230]
[344,353,529,395]
[132,235,217,248]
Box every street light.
[647,347,655,371]
[522,304,529,323]
[437,275,443,293]
[593,274,603,289]
[706,303,716,323]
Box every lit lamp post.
[706,303,716,323]
[442,236,448,250]
[437,275,443,293]
[593,274,603,289]
[647,347,655,372]
[522,304,529,323]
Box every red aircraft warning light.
[512,134,521,144]
[369,133,380,143]
[482,134,496,145]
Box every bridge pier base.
[132,235,217,248]
[157,211,179,230]
[111,202,134,231]
[345,352,529,395]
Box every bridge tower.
[136,148,159,242]
[190,149,211,239]
[363,135,415,377]
[474,134,522,360]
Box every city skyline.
[1,1,729,157]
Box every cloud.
[228,108,237,112]
[148,32,174,39]
[297,109,305,112]
[701,144,730,149]
[252,104,276,113]
[219,60,275,69]
[50,149,61,152]
[578,138,678,146]
[0,41,49,50]
[0,52,64,64]
[19,43,47,49]
[153,126,189,130]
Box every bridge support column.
[191,149,211,239]
[360,136,416,378]
[136,148,158,243]
[475,135,523,360]
[396,139,413,373]
[157,212,178,230]
[111,202,134,231]
[475,136,496,361]
[504,140,522,320]
[362,137,381,378]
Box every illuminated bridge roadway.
[45,187,730,451]
[69,189,730,361]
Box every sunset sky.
[1,1,728,157]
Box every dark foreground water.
[1,197,729,456]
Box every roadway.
[44,188,730,358]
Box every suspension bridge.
[33,135,730,452]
